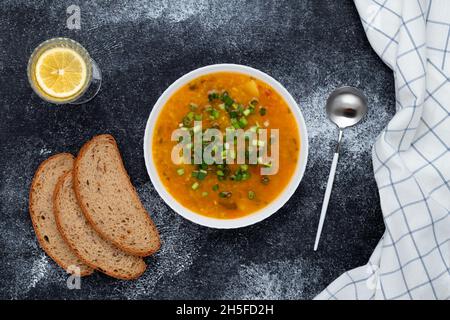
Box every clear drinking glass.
[27,37,102,104]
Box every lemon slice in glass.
[35,47,88,99]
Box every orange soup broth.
[152,72,300,219]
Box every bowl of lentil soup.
[144,64,308,228]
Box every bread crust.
[73,134,161,257]
[29,153,93,277]
[53,172,146,280]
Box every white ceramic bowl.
[143,64,308,228]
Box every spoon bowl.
[326,86,368,129]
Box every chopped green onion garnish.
[238,117,248,127]
[208,92,219,101]
[189,103,198,110]
[216,170,224,176]
[243,109,251,116]
[250,98,258,106]
[182,116,192,127]
[210,109,220,119]
[259,108,267,116]
[176,168,185,176]
[240,164,248,171]
[230,118,241,129]
[221,94,234,107]
[248,191,256,200]
[194,114,202,121]
[191,182,199,190]
[219,191,232,198]
[212,184,219,191]
[202,191,209,197]
[261,176,270,185]
[197,170,207,180]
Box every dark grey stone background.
[0,0,394,299]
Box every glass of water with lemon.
[27,37,101,104]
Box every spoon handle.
[314,152,339,251]
[314,130,343,251]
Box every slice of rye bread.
[54,172,146,280]
[73,134,160,257]
[29,153,93,276]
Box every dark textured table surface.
[0,0,394,299]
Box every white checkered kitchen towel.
[316,0,450,300]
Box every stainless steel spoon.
[314,86,368,251]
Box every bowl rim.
[143,64,309,228]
